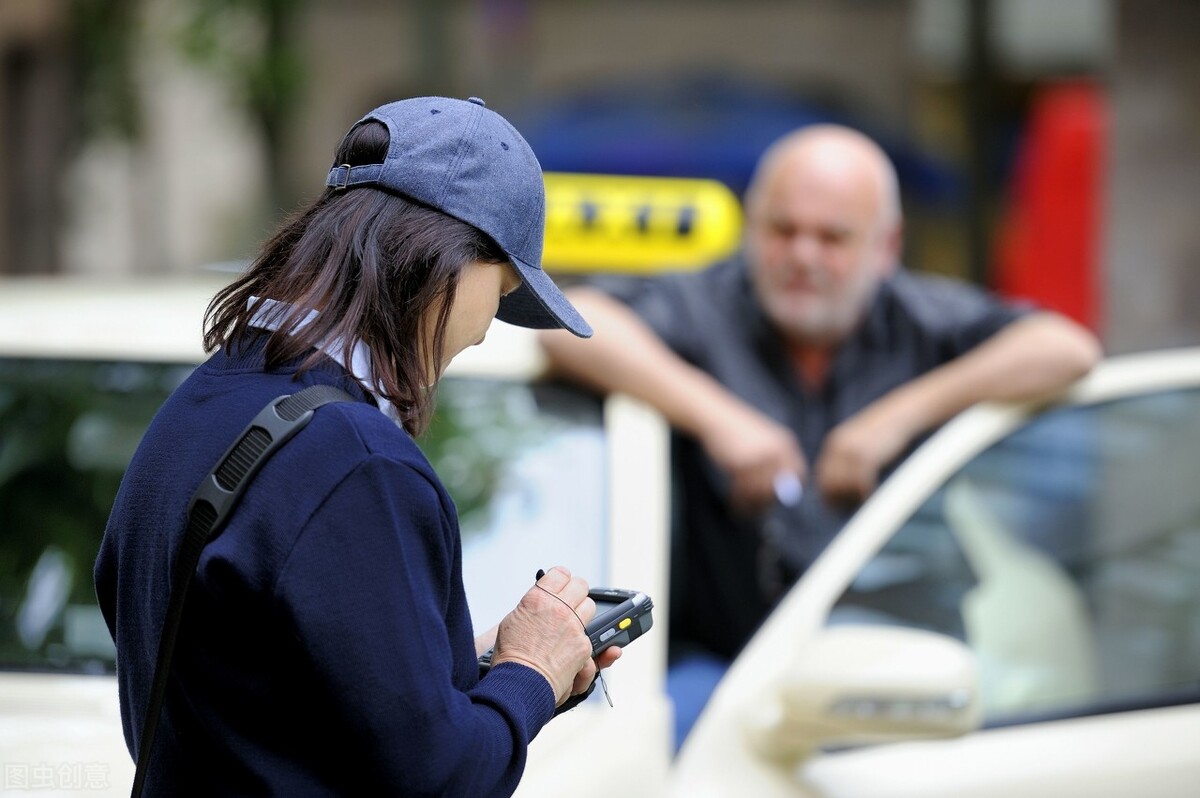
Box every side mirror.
[743,625,982,765]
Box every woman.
[95,97,616,796]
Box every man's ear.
[879,221,903,276]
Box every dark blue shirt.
[598,258,1029,658]
[95,337,554,796]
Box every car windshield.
[0,358,605,673]
[829,386,1200,725]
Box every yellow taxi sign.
[542,172,742,274]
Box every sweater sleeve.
[273,454,555,796]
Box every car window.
[0,358,192,673]
[425,378,607,632]
[0,357,605,674]
[829,387,1200,726]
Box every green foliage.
[69,0,142,140]
[66,0,308,210]
[176,0,311,211]
[176,0,308,136]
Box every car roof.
[0,275,546,378]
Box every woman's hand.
[491,566,603,706]
[474,624,499,658]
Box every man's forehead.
[754,146,885,229]
[760,171,873,227]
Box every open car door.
[672,348,1200,798]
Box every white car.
[1,276,1197,797]
[0,275,672,797]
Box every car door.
[672,347,1200,798]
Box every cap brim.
[496,257,592,338]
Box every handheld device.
[478,587,654,672]
[585,587,654,656]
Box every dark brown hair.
[203,121,508,435]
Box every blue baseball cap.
[325,96,591,338]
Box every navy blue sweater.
[94,338,555,796]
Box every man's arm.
[818,312,1102,501]
[538,286,805,510]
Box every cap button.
[467,96,487,107]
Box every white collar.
[247,297,403,424]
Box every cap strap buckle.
[334,164,352,190]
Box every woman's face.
[434,260,522,375]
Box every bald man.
[538,125,1100,746]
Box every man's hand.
[540,288,808,513]
[816,402,915,505]
[816,312,1101,506]
[700,403,807,512]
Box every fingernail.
[535,568,546,581]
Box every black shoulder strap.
[131,384,356,798]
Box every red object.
[993,82,1107,334]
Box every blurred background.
[0,0,1197,355]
